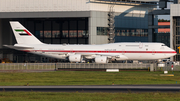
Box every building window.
[44,21,51,38]
[121,30,126,36]
[97,27,108,35]
[97,27,148,37]
[52,31,60,38]
[69,30,77,38]
[44,31,51,38]
[52,21,60,38]
[62,30,68,38]
[35,22,43,39]
[131,29,135,36]
[78,30,86,38]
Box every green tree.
[158,19,170,22]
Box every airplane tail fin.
[10,21,43,44]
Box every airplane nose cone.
[172,50,177,56]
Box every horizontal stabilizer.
[3,45,34,50]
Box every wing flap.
[75,53,127,59]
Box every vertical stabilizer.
[10,21,43,44]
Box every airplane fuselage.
[16,42,176,61]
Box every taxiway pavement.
[0,85,180,92]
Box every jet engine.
[69,54,82,62]
[95,56,108,63]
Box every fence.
[56,63,150,69]
[156,65,180,71]
[0,63,150,70]
[0,63,56,70]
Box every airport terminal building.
[0,0,158,62]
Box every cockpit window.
[161,45,166,46]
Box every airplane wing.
[74,53,128,60]
[95,53,128,59]
[74,53,118,56]
[95,53,120,57]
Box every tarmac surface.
[0,85,180,92]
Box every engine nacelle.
[95,56,108,63]
[69,54,82,62]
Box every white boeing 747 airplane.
[4,21,177,63]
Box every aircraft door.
[139,43,143,49]
[122,49,125,55]
[70,49,73,53]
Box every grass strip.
[0,71,179,86]
[0,91,180,101]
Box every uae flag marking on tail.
[15,29,32,36]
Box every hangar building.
[171,0,180,61]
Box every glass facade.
[155,33,170,47]
[97,27,148,37]
[25,18,89,44]
[173,17,180,61]
[97,27,148,42]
